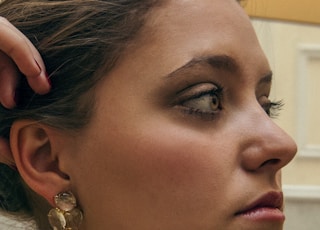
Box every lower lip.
[237,207,285,222]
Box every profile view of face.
[61,0,297,229]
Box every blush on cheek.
[84,115,234,227]
[113,129,233,226]
[116,127,229,197]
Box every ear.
[10,120,71,207]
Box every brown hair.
[0,0,159,228]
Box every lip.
[235,191,285,222]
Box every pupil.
[211,96,219,109]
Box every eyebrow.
[165,55,239,79]
[165,54,273,85]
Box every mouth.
[235,191,285,222]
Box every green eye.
[183,92,221,113]
[210,94,220,110]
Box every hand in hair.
[0,16,51,109]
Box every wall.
[251,18,320,185]
[251,18,320,230]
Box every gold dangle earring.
[48,191,83,230]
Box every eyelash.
[264,99,284,118]
[176,87,284,120]
[177,86,223,119]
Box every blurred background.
[245,0,320,229]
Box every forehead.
[117,0,269,84]
[144,0,253,40]
[141,1,262,58]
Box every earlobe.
[10,120,71,207]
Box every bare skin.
[9,0,297,230]
[0,16,50,108]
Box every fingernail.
[35,59,51,87]
[34,59,42,74]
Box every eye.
[183,91,221,112]
[175,83,223,117]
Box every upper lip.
[235,191,283,215]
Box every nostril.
[259,158,280,168]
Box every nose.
[237,105,297,173]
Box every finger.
[0,16,51,94]
[0,52,18,108]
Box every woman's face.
[64,0,297,229]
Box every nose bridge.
[238,105,297,172]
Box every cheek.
[95,119,235,204]
[71,102,241,228]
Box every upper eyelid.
[255,72,273,96]
[175,83,222,100]
[181,89,220,104]
[258,72,273,85]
